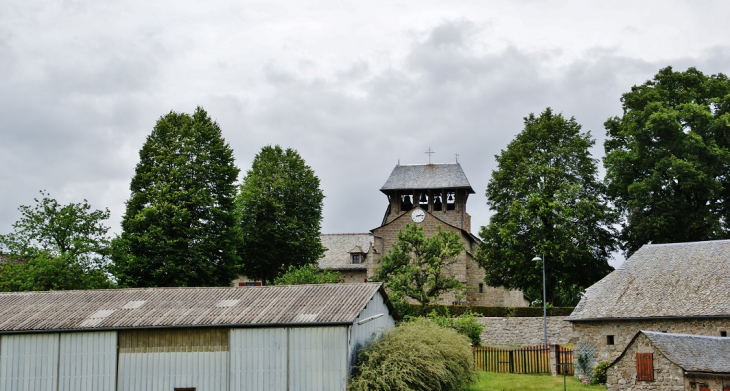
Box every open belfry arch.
[370,162,527,307]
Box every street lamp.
[532,255,548,348]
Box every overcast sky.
[2,0,729,267]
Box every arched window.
[446,191,456,210]
[433,191,443,211]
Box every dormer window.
[352,254,361,264]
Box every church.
[319,162,527,307]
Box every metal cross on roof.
[425,147,435,164]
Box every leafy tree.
[426,309,484,346]
[477,108,617,306]
[0,191,115,290]
[273,264,339,285]
[112,107,241,287]
[237,145,325,283]
[0,252,113,291]
[604,67,730,255]
[373,224,466,312]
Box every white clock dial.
[411,209,426,223]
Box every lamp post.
[532,255,548,348]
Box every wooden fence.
[556,346,574,375]
[473,345,574,375]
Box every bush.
[272,264,339,285]
[592,361,611,385]
[349,318,475,391]
[425,310,484,345]
[399,304,575,319]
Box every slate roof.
[567,240,730,321]
[380,163,474,193]
[630,331,730,373]
[318,233,373,270]
[0,283,387,333]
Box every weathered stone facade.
[682,374,730,391]
[607,333,685,391]
[371,210,527,306]
[572,318,730,364]
[478,316,573,346]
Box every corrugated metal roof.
[380,163,474,193]
[567,240,730,321]
[641,331,730,373]
[318,234,372,270]
[0,283,387,333]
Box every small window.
[636,353,654,381]
[478,283,484,293]
[606,335,614,345]
[721,331,727,337]
[352,254,361,264]
[174,388,196,391]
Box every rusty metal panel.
[116,327,228,391]
[58,331,116,391]
[0,284,387,332]
[348,290,395,369]
[118,328,228,353]
[289,326,348,391]
[230,328,287,391]
[0,333,59,391]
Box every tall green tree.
[604,67,730,256]
[373,224,466,312]
[237,145,325,283]
[477,108,617,306]
[0,191,114,290]
[112,107,241,287]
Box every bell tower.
[379,162,475,232]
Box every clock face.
[411,209,426,223]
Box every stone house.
[567,240,730,370]
[607,330,730,391]
[320,162,527,307]
[318,233,376,283]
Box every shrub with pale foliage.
[348,318,475,391]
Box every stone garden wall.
[478,316,573,346]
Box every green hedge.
[400,304,574,318]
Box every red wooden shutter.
[636,353,654,381]
[700,389,711,391]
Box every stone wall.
[478,316,573,346]
[607,333,684,391]
[572,318,730,365]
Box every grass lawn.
[466,371,607,391]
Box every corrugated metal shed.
[380,163,474,193]
[0,283,388,333]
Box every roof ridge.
[642,330,728,340]
[321,233,372,236]
[644,239,730,247]
[396,162,460,166]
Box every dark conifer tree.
[237,145,325,283]
[112,107,241,287]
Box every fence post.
[549,344,559,376]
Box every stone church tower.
[370,162,527,306]
[316,162,527,306]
